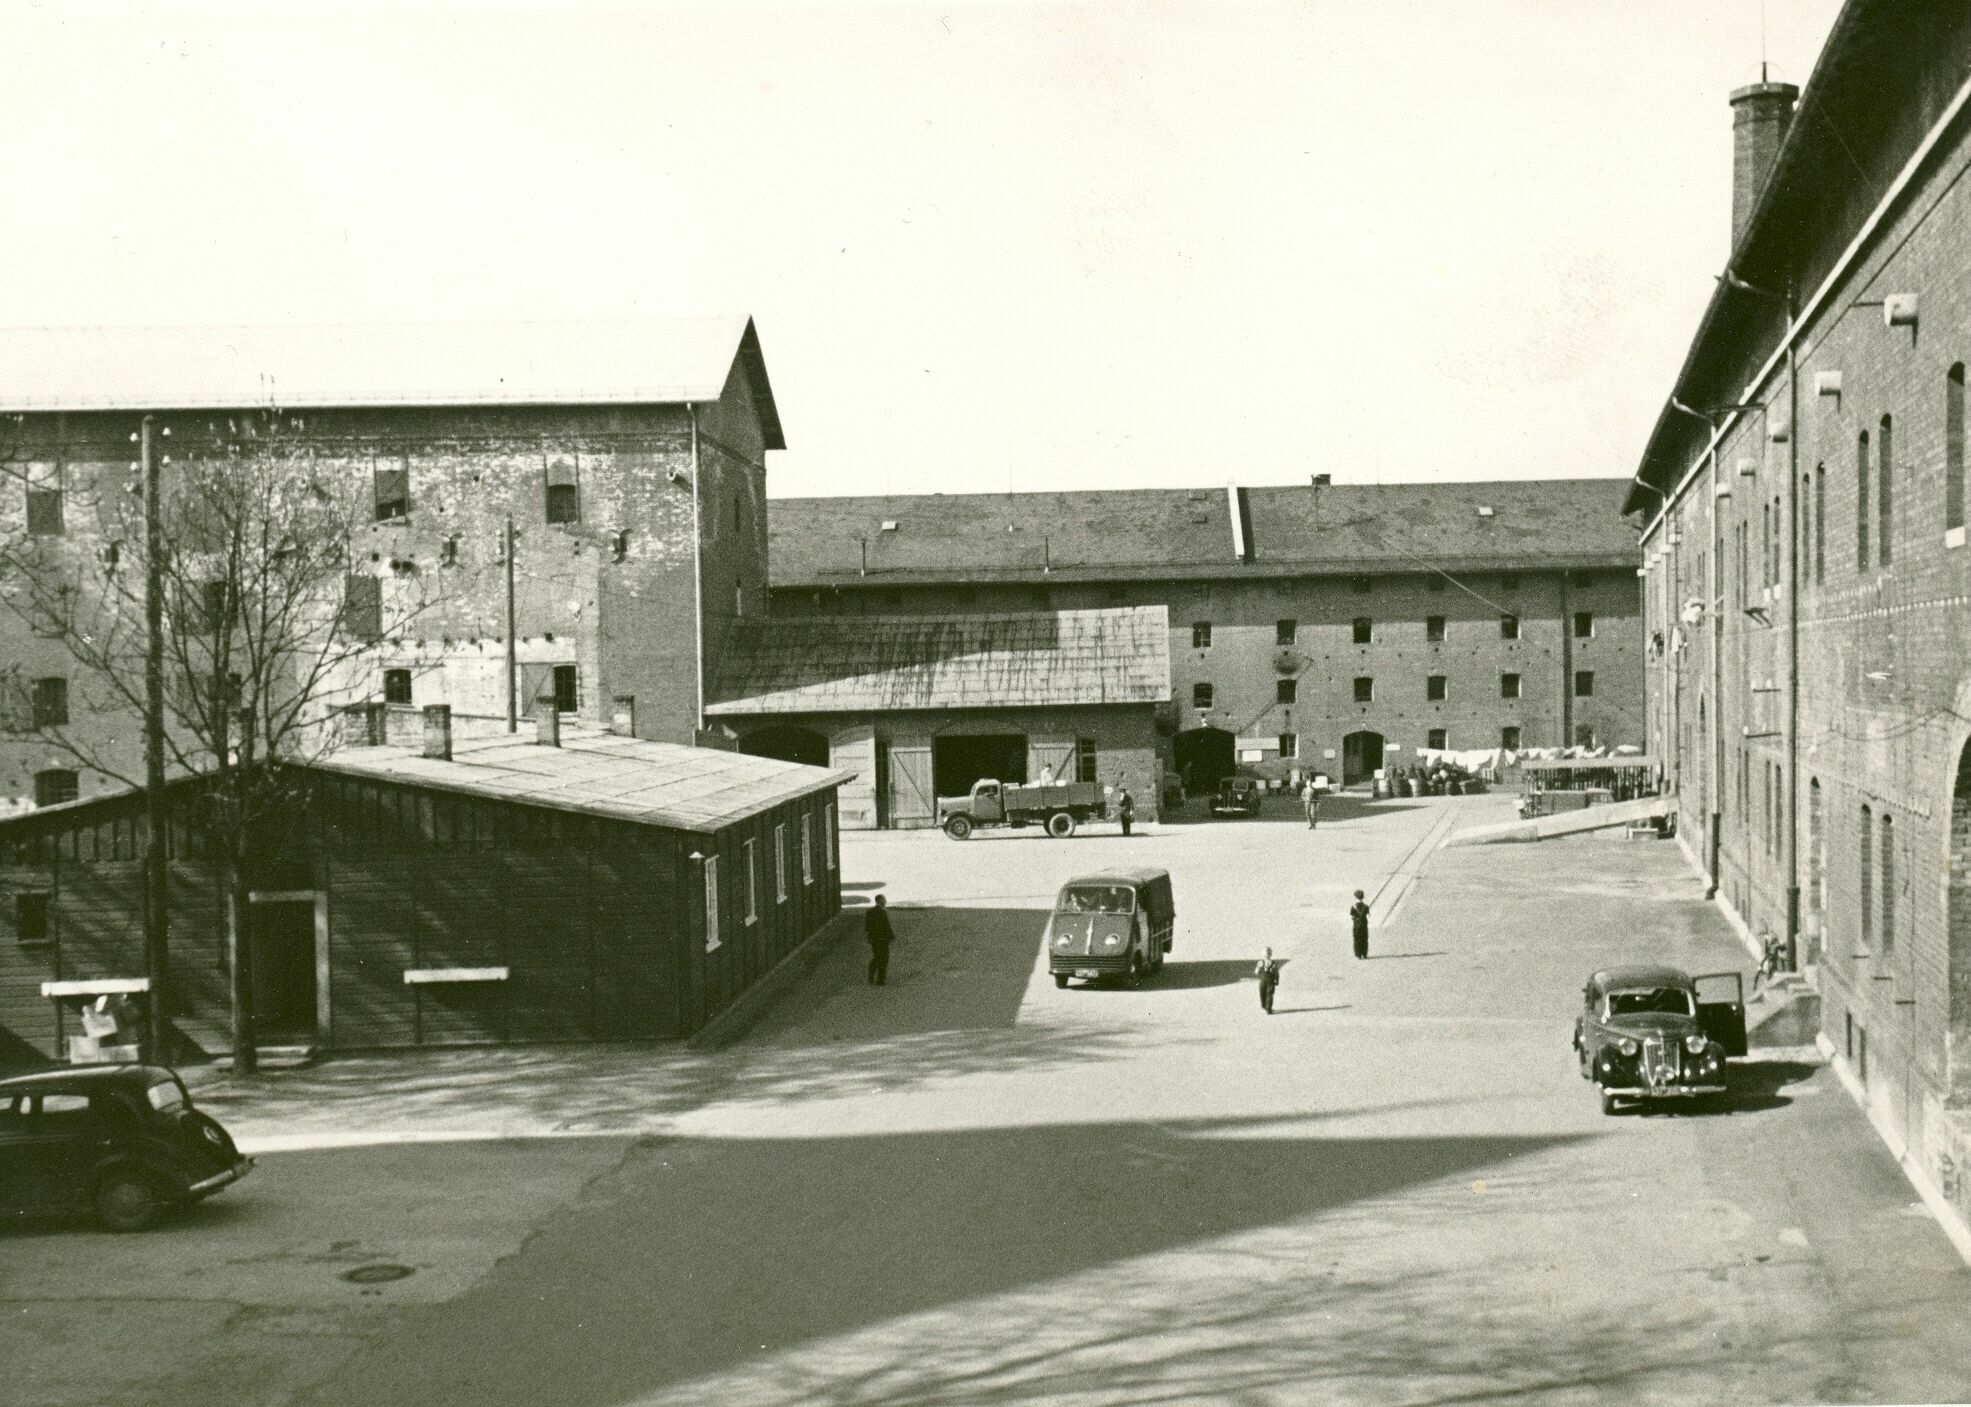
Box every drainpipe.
[688,404,705,738]
[1708,442,1723,898]
[1784,281,1802,969]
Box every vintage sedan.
[1210,776,1264,818]
[1572,964,1746,1115]
[0,1065,253,1231]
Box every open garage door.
[933,734,1027,800]
[1173,726,1235,796]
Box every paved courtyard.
[7,794,1969,1406]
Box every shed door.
[887,745,935,829]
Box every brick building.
[767,480,1642,794]
[1626,0,1971,1241]
[0,318,782,809]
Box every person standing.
[1349,890,1371,960]
[1116,785,1134,837]
[1304,781,1322,830]
[1255,947,1280,1014]
[865,893,896,986]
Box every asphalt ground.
[8,792,1969,1406]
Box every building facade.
[1627,0,1971,1244]
[0,318,781,810]
[767,480,1643,791]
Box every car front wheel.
[1599,1091,1620,1117]
[96,1169,165,1232]
[1053,973,1069,989]
[943,815,972,840]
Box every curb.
[1817,1031,1971,1270]
[686,908,861,1053]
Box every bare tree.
[1,409,437,1071]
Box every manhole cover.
[341,1263,415,1285]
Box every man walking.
[1255,946,1281,1014]
[1116,785,1134,837]
[865,893,896,986]
[1304,780,1322,830]
[1350,889,1371,960]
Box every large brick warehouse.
[766,478,1643,806]
[1626,0,1971,1243]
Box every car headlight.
[1684,1034,1709,1054]
[1102,934,1120,947]
[1053,935,1070,948]
[1617,1038,1638,1057]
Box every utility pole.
[140,416,170,1062]
[505,514,517,733]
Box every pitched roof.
[311,727,847,834]
[0,316,784,448]
[707,607,1171,716]
[768,480,1636,587]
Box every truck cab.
[1047,867,1176,988]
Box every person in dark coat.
[1255,947,1281,1014]
[1350,890,1371,960]
[865,894,896,986]
[1116,786,1134,837]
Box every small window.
[734,583,746,618]
[1500,614,1520,640]
[1278,732,1297,759]
[1276,619,1296,646]
[1427,728,1448,750]
[1426,675,1447,702]
[1276,678,1297,705]
[703,854,721,952]
[32,676,68,728]
[1193,682,1214,710]
[1499,574,1520,592]
[611,530,629,563]
[1076,738,1098,784]
[1857,429,1871,571]
[1948,364,1966,534]
[1500,725,1521,750]
[1878,414,1894,567]
[1352,617,1373,644]
[1880,812,1895,952]
[1425,616,1445,643]
[1500,672,1521,700]
[34,769,78,807]
[342,575,382,641]
[743,839,758,925]
[442,535,461,567]
[775,824,788,901]
[801,814,814,885]
[1573,611,1594,639]
[25,487,63,536]
[1191,622,1212,649]
[825,803,837,870]
[1573,670,1594,697]
[1349,575,1372,595]
[552,665,579,714]
[382,669,413,705]
[1859,804,1874,946]
[1352,676,1374,703]
[545,482,580,525]
[14,892,52,945]
[373,456,410,521]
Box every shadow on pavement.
[1269,1004,1353,1016]
[1608,1060,1821,1118]
[1067,959,1261,992]
[290,1119,1590,1407]
[1366,951,1449,961]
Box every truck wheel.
[1054,973,1069,989]
[96,1169,164,1232]
[943,815,972,840]
[1046,811,1076,839]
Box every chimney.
[1729,78,1798,250]
[534,693,561,747]
[1311,474,1331,487]
[421,704,453,761]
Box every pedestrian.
[865,893,896,986]
[1304,781,1322,830]
[1255,946,1280,1014]
[1116,785,1134,837]
[1350,889,1370,960]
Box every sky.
[5,1,1846,499]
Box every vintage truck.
[939,778,1108,839]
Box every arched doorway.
[738,724,830,769]
[1949,741,1971,1101]
[1341,730,1384,787]
[1172,726,1235,796]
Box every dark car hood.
[1603,1012,1699,1037]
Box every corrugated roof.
[311,727,848,834]
[0,316,784,448]
[768,480,1636,587]
[707,607,1171,716]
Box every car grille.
[1642,1035,1681,1087]
[1055,953,1131,973]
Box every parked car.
[1210,776,1264,818]
[1046,867,1176,988]
[1572,965,1746,1115]
[0,1065,253,1231]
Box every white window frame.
[703,855,722,952]
[742,839,757,925]
[800,813,814,885]
[824,803,837,870]
[775,823,788,902]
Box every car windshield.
[1606,987,1694,1018]
[1058,885,1136,915]
[145,1077,188,1114]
